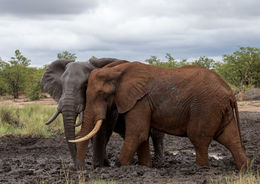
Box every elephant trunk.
[62,108,77,163]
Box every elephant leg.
[193,143,210,167]
[76,140,89,169]
[150,128,164,164]
[92,116,116,168]
[76,119,92,169]
[187,120,212,167]
[119,100,151,166]
[113,114,126,139]
[215,119,249,170]
[137,139,152,167]
[92,131,110,168]
[189,136,211,167]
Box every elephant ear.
[89,58,119,68]
[41,59,74,102]
[113,62,150,113]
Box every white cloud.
[0,0,98,17]
[0,0,260,66]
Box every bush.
[0,107,20,126]
[215,47,260,90]
[25,82,42,100]
[24,67,45,100]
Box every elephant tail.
[232,100,245,150]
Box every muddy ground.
[0,105,260,183]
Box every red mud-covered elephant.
[71,60,249,170]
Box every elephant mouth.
[74,111,84,127]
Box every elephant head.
[41,58,119,164]
[69,60,150,163]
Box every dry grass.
[211,171,260,184]
[0,104,63,137]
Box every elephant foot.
[152,156,164,168]
[92,158,111,169]
[193,164,210,172]
[115,159,121,167]
[104,158,110,167]
[75,159,86,171]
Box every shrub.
[0,107,19,126]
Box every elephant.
[70,60,249,170]
[41,58,164,168]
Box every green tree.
[164,53,178,68]
[215,47,260,89]
[2,50,30,98]
[146,53,188,68]
[57,51,77,61]
[192,56,216,69]
[0,60,8,95]
[89,56,98,60]
[24,67,45,100]
[145,56,161,65]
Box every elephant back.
[89,58,119,68]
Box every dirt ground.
[0,98,260,183]
[0,95,57,108]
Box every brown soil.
[0,99,260,183]
[0,96,57,108]
[238,101,260,112]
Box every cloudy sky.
[0,0,260,66]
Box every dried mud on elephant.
[0,106,260,183]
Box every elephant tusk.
[45,110,60,125]
[74,111,84,127]
[69,120,103,143]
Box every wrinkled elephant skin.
[74,61,249,170]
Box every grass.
[0,104,64,137]
[239,103,246,107]
[211,171,260,184]
[211,157,260,184]
[92,180,116,184]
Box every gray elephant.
[41,58,164,168]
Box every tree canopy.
[0,50,45,99]
[0,47,259,100]
[57,51,77,61]
[215,47,260,89]
[146,47,260,91]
